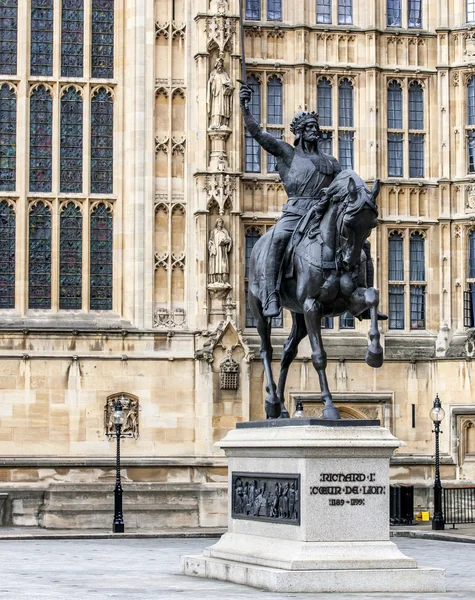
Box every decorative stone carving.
[231,472,300,523]
[195,319,254,364]
[220,350,240,390]
[208,218,232,298]
[206,16,235,53]
[105,393,139,439]
[207,57,234,130]
[466,185,475,213]
[204,173,235,214]
[210,0,228,15]
[153,308,187,329]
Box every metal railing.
[443,486,475,527]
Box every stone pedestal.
[182,420,445,593]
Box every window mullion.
[51,198,60,310]
[82,198,89,311]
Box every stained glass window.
[245,0,260,20]
[338,0,352,24]
[267,0,282,20]
[245,75,261,173]
[388,133,403,177]
[90,203,113,310]
[92,0,114,79]
[31,0,54,76]
[409,134,424,178]
[91,88,113,194]
[409,82,424,129]
[338,79,353,127]
[469,0,475,22]
[408,0,422,28]
[317,0,331,24]
[387,0,402,26]
[0,201,15,309]
[0,84,16,192]
[387,81,402,129]
[61,87,83,193]
[0,0,17,75]
[60,203,82,309]
[28,202,52,309]
[317,78,332,127]
[61,0,84,78]
[30,86,53,193]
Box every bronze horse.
[248,170,383,420]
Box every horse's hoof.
[322,404,341,420]
[265,397,281,419]
[366,348,383,368]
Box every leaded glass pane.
[91,88,113,194]
[338,0,352,24]
[92,0,114,78]
[317,0,331,23]
[387,0,402,26]
[340,311,355,329]
[267,76,282,125]
[28,202,52,309]
[90,203,112,310]
[317,78,332,127]
[248,75,261,121]
[245,229,260,327]
[267,0,282,20]
[408,0,422,28]
[266,129,282,172]
[61,0,84,78]
[409,133,424,178]
[410,233,425,281]
[0,201,15,308]
[388,233,403,280]
[469,0,475,22]
[470,231,475,278]
[245,0,260,20]
[0,0,17,75]
[61,87,83,193]
[389,284,404,329]
[338,131,353,170]
[409,82,424,129]
[410,285,425,329]
[469,77,475,126]
[338,79,353,127]
[388,133,403,177]
[60,203,82,309]
[29,86,52,193]
[320,131,333,155]
[0,84,16,192]
[321,316,334,329]
[387,81,402,129]
[245,76,261,172]
[31,0,53,76]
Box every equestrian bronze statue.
[239,83,385,420]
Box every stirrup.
[263,292,281,318]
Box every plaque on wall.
[231,472,300,525]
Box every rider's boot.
[263,234,287,318]
[263,291,281,318]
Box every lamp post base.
[113,520,125,533]
[432,519,445,531]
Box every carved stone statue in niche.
[207,57,234,130]
[210,0,228,14]
[208,217,232,284]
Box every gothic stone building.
[0,0,475,527]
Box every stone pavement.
[0,536,474,599]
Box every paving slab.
[0,536,474,599]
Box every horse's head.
[334,173,380,271]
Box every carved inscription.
[231,472,300,525]
[309,472,386,507]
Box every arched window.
[0,0,17,75]
[317,0,331,24]
[388,81,402,129]
[267,0,282,20]
[468,0,475,23]
[0,201,15,309]
[409,82,424,130]
[387,82,403,178]
[61,87,83,193]
[90,203,113,310]
[317,78,332,127]
[92,0,114,78]
[29,202,52,309]
[338,79,353,128]
[387,0,401,26]
[408,0,422,28]
[388,233,404,330]
[245,227,261,328]
[409,233,425,330]
[245,0,261,20]
[0,84,16,192]
[245,75,261,173]
[466,231,475,327]
[29,86,53,193]
[267,76,283,172]
[469,76,475,126]
[60,203,82,309]
[410,233,425,281]
[389,233,404,281]
[31,0,53,76]
[61,0,84,78]
[338,0,352,24]
[91,88,114,194]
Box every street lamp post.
[430,394,445,531]
[112,398,125,533]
